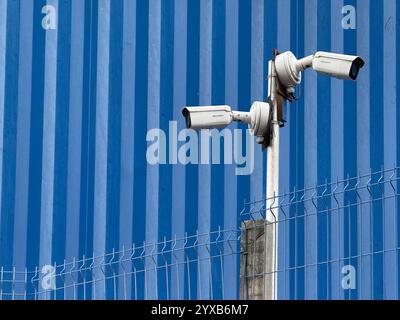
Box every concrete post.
[240,220,276,300]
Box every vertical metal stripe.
[286,0,302,300]
[79,2,97,296]
[383,0,397,300]
[93,0,110,300]
[0,0,7,234]
[65,0,84,269]
[224,0,239,300]
[185,0,200,299]
[52,0,72,300]
[330,0,344,301]
[209,0,225,231]
[342,0,358,300]
[286,0,295,300]
[317,0,331,300]
[357,0,371,300]
[39,0,59,274]
[197,0,213,300]
[171,0,187,300]
[356,6,371,172]
[145,0,161,300]
[291,0,305,300]
[236,0,251,265]
[1,0,19,275]
[210,0,225,299]
[105,0,123,299]
[118,0,136,299]
[65,0,84,300]
[369,6,384,172]
[133,0,148,300]
[370,0,384,300]
[13,0,33,272]
[27,0,46,279]
[397,0,400,300]
[158,0,174,299]
[236,0,252,299]
[250,0,264,205]
[277,0,291,299]
[304,0,318,300]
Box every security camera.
[275,51,365,89]
[182,106,242,130]
[308,51,365,80]
[182,102,271,144]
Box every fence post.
[240,220,267,300]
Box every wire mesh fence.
[1,166,400,300]
[0,228,242,300]
[239,166,400,300]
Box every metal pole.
[264,58,279,300]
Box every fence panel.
[1,167,399,300]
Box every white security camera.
[182,102,271,144]
[182,106,242,130]
[275,51,365,89]
[309,52,365,80]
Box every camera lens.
[185,115,191,129]
[349,61,360,80]
[182,108,192,128]
[349,57,365,80]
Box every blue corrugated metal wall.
[0,0,398,300]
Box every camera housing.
[182,102,272,144]
[182,106,234,130]
[311,51,365,81]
